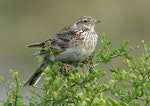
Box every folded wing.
[27,26,77,56]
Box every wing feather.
[27,26,77,55]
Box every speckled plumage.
[24,16,101,86]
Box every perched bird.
[23,16,101,87]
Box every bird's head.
[73,16,101,32]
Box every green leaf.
[107,97,119,106]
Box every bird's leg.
[61,63,71,74]
[84,59,91,67]
[82,59,91,73]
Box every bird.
[23,16,101,87]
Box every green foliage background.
[1,33,150,106]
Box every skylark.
[23,16,101,87]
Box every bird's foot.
[62,63,71,75]
[82,59,91,73]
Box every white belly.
[55,47,94,63]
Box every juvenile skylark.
[23,16,101,86]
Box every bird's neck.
[90,27,95,32]
[72,24,95,32]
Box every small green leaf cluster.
[2,70,23,106]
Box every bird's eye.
[83,20,88,23]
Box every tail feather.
[26,42,45,49]
[23,58,49,87]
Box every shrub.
[1,32,150,106]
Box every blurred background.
[0,0,150,103]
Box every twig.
[14,75,19,106]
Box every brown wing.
[27,26,77,56]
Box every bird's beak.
[95,19,101,24]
